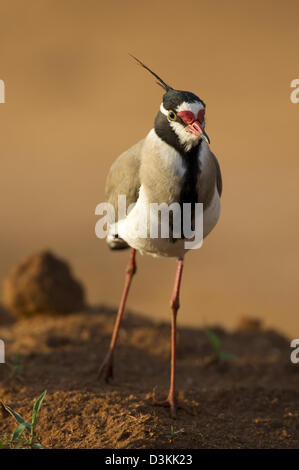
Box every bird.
[98,56,222,418]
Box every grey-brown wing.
[105,139,144,220]
[211,152,222,197]
[197,149,222,206]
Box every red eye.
[177,110,195,124]
[197,109,205,123]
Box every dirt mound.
[2,251,86,318]
[0,305,14,326]
[0,307,299,448]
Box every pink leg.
[155,257,184,417]
[98,248,137,382]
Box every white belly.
[107,185,220,258]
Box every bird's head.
[131,56,210,154]
[155,89,209,153]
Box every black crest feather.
[130,55,173,92]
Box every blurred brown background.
[0,0,298,336]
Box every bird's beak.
[187,121,210,144]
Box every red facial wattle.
[197,108,205,123]
[177,109,205,137]
[177,110,196,124]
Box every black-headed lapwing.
[98,57,222,417]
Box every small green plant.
[1,390,47,449]
[7,353,24,379]
[205,329,235,361]
[166,425,183,443]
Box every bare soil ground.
[0,306,299,449]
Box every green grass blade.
[219,351,236,361]
[1,403,31,431]
[11,424,26,443]
[205,330,220,350]
[32,443,44,449]
[32,390,47,426]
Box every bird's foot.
[153,392,194,418]
[97,353,114,383]
[154,394,178,418]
